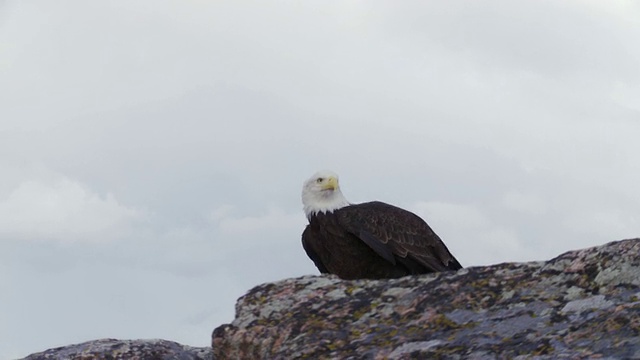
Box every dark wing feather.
[358,229,397,265]
[335,201,462,272]
[302,226,329,273]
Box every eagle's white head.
[302,170,350,219]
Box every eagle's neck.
[303,190,350,220]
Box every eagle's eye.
[316,178,323,183]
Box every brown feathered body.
[302,201,462,280]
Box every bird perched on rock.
[301,170,462,280]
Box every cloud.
[563,209,640,240]
[214,205,305,236]
[410,201,524,266]
[611,81,640,113]
[0,175,144,242]
[412,201,490,229]
[502,191,548,215]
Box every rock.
[21,339,213,360]
[212,238,640,359]
[20,239,640,359]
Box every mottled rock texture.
[21,339,212,360]
[213,238,640,359]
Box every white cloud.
[410,201,524,266]
[214,206,305,236]
[0,176,143,242]
[411,201,489,229]
[208,204,237,224]
[563,210,640,240]
[502,191,548,215]
[611,81,640,112]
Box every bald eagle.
[301,170,462,280]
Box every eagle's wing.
[302,225,330,274]
[336,201,462,272]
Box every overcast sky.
[1,1,640,358]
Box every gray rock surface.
[20,239,640,359]
[213,238,640,359]
[21,338,212,360]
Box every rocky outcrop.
[22,339,212,360]
[20,239,640,359]
[212,238,640,359]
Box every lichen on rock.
[21,338,212,360]
[19,239,640,359]
[212,238,640,359]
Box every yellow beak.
[323,177,338,191]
